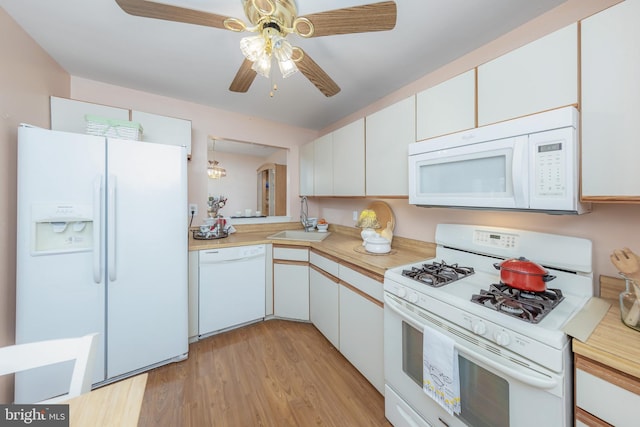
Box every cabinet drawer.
[338,264,383,302]
[575,357,640,426]
[310,251,339,277]
[575,407,612,427]
[273,246,309,262]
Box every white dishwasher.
[198,244,266,337]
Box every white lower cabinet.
[273,246,309,321]
[274,263,309,320]
[188,251,199,342]
[339,284,384,395]
[309,266,339,348]
[575,354,640,427]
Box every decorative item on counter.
[619,277,640,331]
[364,234,391,254]
[207,195,227,218]
[356,209,380,246]
[317,218,329,232]
[380,220,394,243]
[610,247,640,331]
[367,200,395,233]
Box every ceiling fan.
[114,0,397,97]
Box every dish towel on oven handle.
[423,325,461,415]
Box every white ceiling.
[1,0,566,131]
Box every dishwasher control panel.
[199,244,266,262]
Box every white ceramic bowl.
[364,235,391,254]
[307,217,318,228]
[317,223,329,232]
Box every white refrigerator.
[15,125,188,403]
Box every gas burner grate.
[471,283,564,323]
[402,260,475,288]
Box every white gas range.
[383,224,593,427]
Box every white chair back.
[0,333,98,403]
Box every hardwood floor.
[138,319,392,426]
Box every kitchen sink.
[267,230,331,242]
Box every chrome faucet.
[300,196,312,231]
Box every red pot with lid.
[493,257,556,292]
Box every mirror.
[207,138,288,218]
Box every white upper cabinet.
[333,119,365,196]
[313,133,333,196]
[299,141,314,196]
[365,97,415,196]
[416,70,476,141]
[299,119,365,197]
[581,0,640,200]
[478,23,578,126]
[50,96,130,134]
[131,110,192,157]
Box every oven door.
[384,293,570,427]
[408,136,528,209]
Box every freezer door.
[106,138,188,378]
[15,126,107,403]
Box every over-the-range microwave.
[408,106,591,214]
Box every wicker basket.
[85,114,143,140]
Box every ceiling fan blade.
[115,0,231,29]
[296,1,397,38]
[293,48,340,97]
[229,59,258,93]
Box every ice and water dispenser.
[31,204,94,255]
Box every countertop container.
[620,278,640,332]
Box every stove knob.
[397,287,407,298]
[494,330,511,346]
[471,320,486,335]
[408,292,419,303]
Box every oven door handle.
[384,295,558,390]
[454,343,557,390]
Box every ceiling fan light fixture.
[278,58,298,78]
[272,35,292,61]
[251,53,272,78]
[240,35,266,62]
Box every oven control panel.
[473,230,519,249]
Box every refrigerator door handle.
[108,175,117,282]
[93,176,103,283]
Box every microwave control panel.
[534,140,566,196]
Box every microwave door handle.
[511,139,528,207]
[384,294,557,390]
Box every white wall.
[70,77,317,226]
[0,8,70,403]
[206,150,263,217]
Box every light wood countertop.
[64,373,147,427]
[572,276,640,379]
[189,222,435,277]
